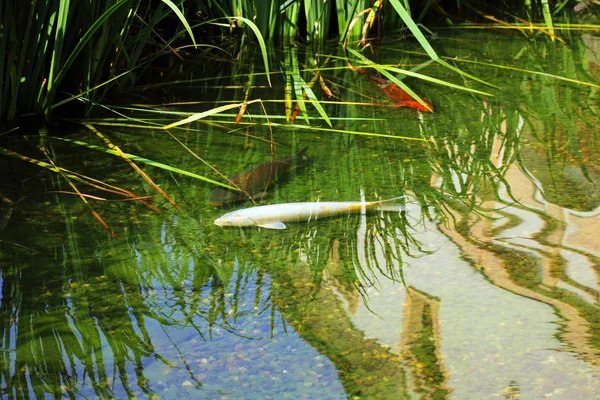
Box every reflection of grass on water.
[432,31,600,359]
[0,206,269,397]
[263,240,413,399]
[0,259,160,398]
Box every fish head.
[413,98,434,112]
[214,211,256,227]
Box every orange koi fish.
[354,68,433,112]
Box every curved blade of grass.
[161,0,197,48]
[540,0,555,41]
[387,0,497,88]
[344,8,371,46]
[0,145,162,213]
[300,76,332,126]
[346,48,493,96]
[51,137,240,191]
[85,123,181,211]
[362,0,383,45]
[208,17,271,86]
[162,100,260,129]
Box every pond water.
[1,31,599,399]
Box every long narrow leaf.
[268,123,426,141]
[300,77,332,127]
[162,100,259,129]
[540,0,555,41]
[51,137,240,190]
[209,17,272,86]
[161,0,198,47]
[346,48,493,96]
[86,124,181,211]
[386,0,497,88]
[291,48,309,124]
[47,0,70,93]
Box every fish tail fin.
[374,196,409,212]
[295,146,309,160]
[291,146,310,166]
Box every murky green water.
[1,32,600,399]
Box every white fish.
[214,196,407,229]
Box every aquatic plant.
[1,0,579,130]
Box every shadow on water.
[1,31,600,398]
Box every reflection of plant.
[416,31,600,365]
[261,237,413,398]
[0,259,154,397]
[0,202,263,397]
[1,258,163,396]
[517,46,600,210]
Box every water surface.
[1,31,599,399]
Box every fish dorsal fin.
[258,221,287,230]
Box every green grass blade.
[209,17,272,86]
[162,100,260,129]
[161,0,198,48]
[290,48,309,124]
[47,0,71,94]
[387,0,497,88]
[374,67,432,111]
[540,0,555,41]
[334,0,347,37]
[271,122,426,141]
[51,137,239,190]
[425,52,600,89]
[282,0,301,40]
[300,77,332,127]
[384,66,493,96]
[346,48,493,96]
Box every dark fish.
[209,147,309,206]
